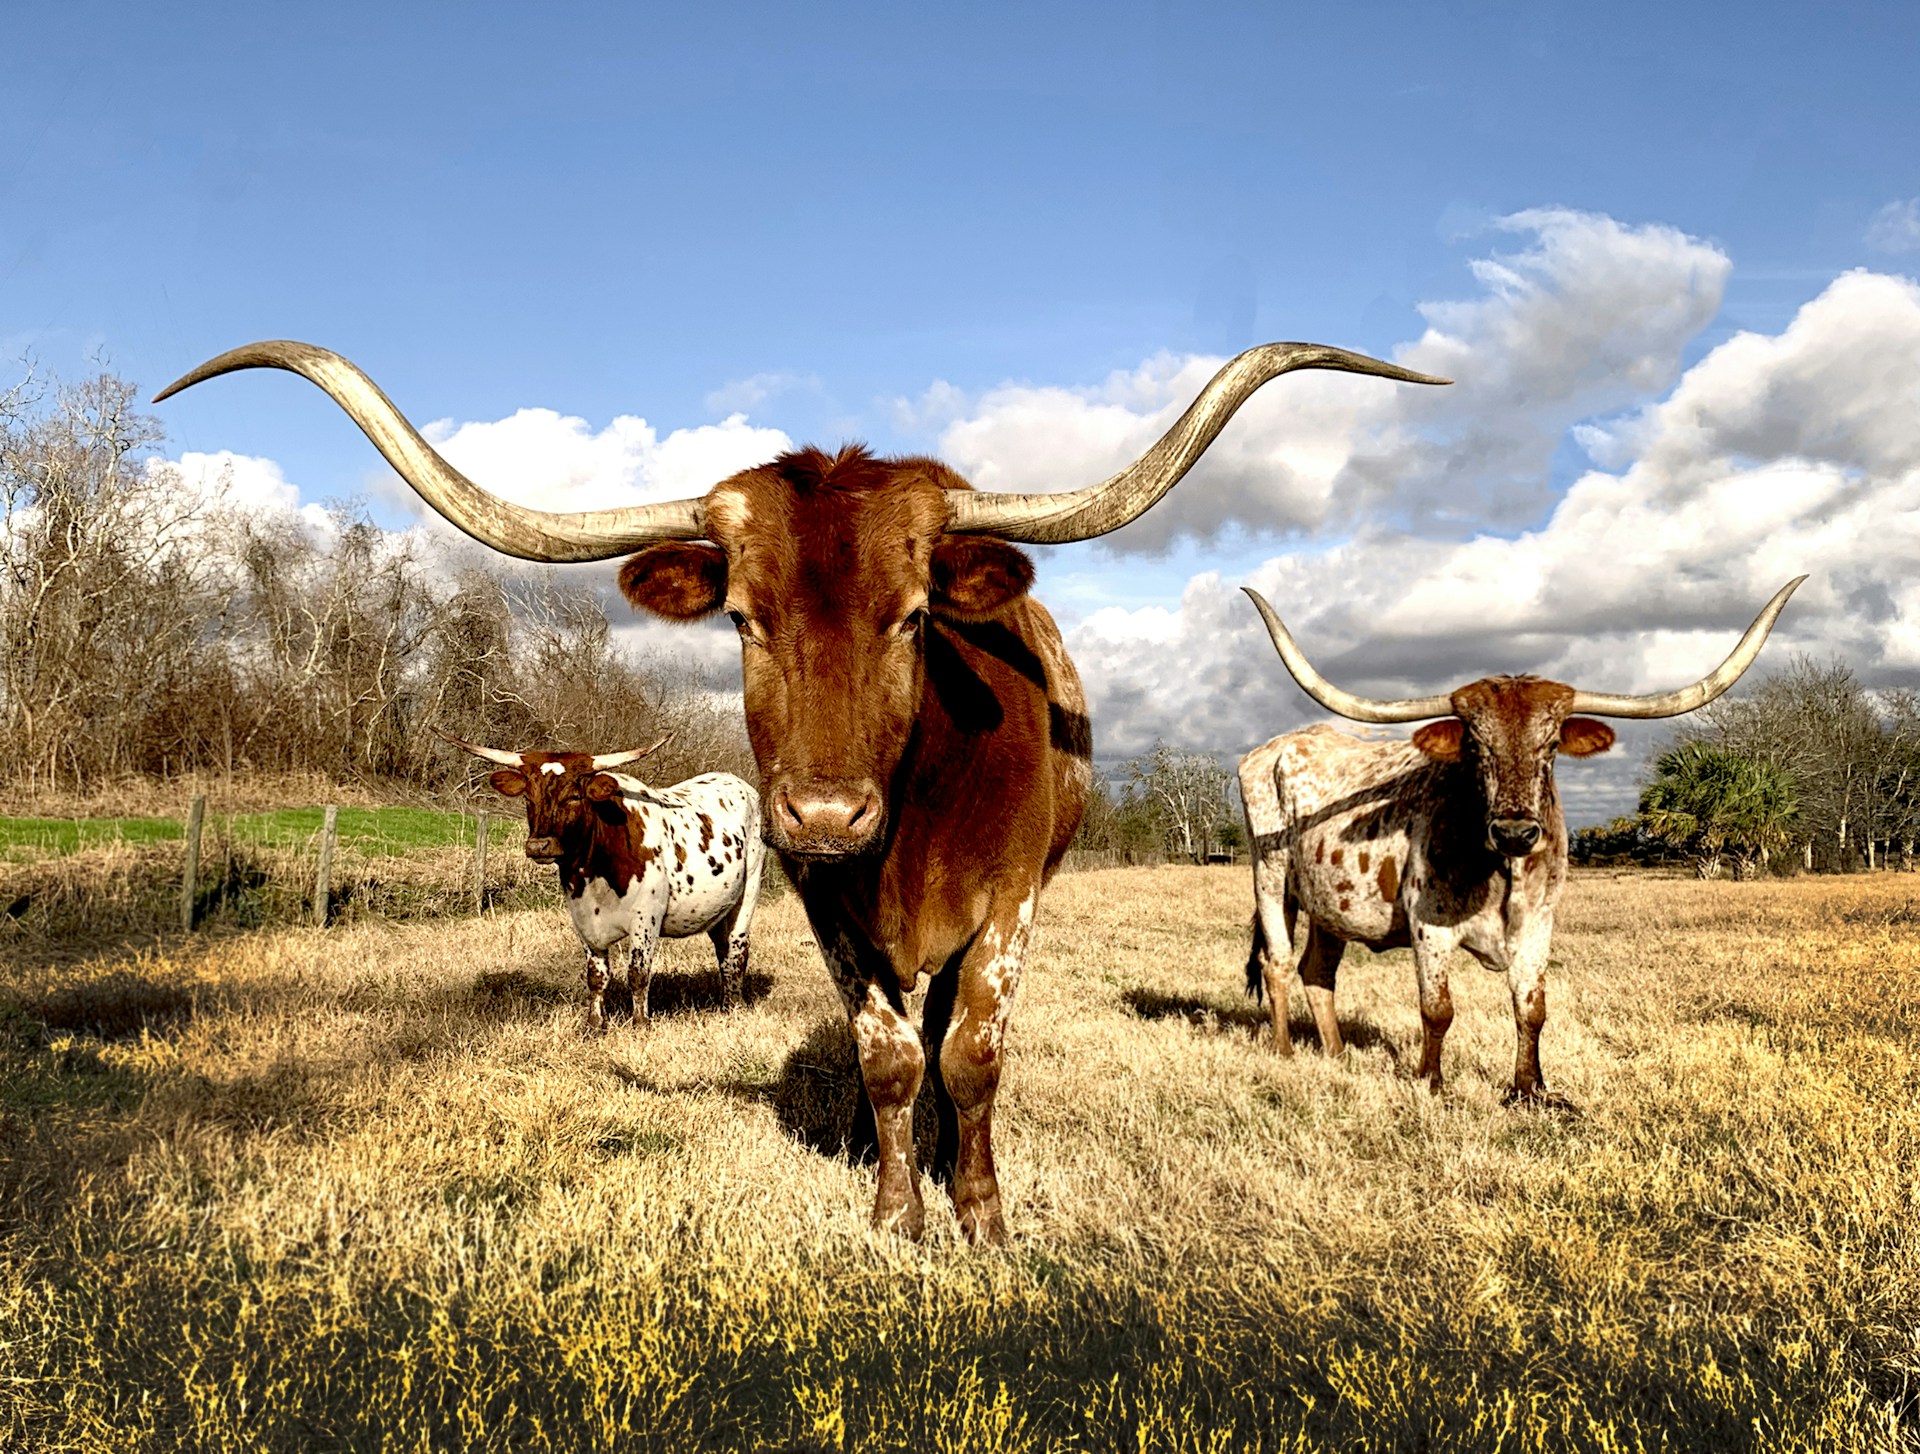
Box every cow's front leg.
[582,946,611,1034]
[803,902,922,1232]
[935,883,1037,1246]
[1503,912,1568,1108]
[1410,924,1456,1093]
[849,978,926,1238]
[627,929,658,1024]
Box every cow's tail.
[1245,913,1267,1002]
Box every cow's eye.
[727,609,762,644]
[893,608,928,640]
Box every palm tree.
[1639,742,1798,880]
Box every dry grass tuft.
[2,867,1916,1451]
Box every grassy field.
[2,866,1916,1451]
[0,806,554,940]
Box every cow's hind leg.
[1411,927,1457,1093]
[937,882,1039,1246]
[1297,922,1347,1055]
[627,930,657,1024]
[708,883,757,1008]
[726,830,766,1007]
[1247,853,1297,1053]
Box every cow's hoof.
[956,1197,1008,1247]
[1502,1084,1575,1113]
[871,1193,926,1241]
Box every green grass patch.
[0,807,523,862]
[0,814,186,858]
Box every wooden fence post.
[180,794,205,931]
[314,805,338,927]
[473,808,489,915]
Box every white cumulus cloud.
[911,208,1730,552]
[395,408,794,521]
[1866,199,1920,255]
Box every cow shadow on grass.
[727,1015,943,1169]
[467,965,774,1024]
[26,973,206,1041]
[1,975,353,1230]
[1120,986,1402,1060]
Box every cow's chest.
[568,874,659,951]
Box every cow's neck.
[557,805,630,897]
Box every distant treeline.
[0,367,750,799]
[1574,656,1920,876]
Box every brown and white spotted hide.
[618,446,1092,1243]
[488,754,766,1030]
[1239,677,1615,1104]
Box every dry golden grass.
[0,770,402,821]
[3,867,1917,1451]
[0,837,564,946]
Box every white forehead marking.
[539,762,566,775]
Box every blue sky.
[6,1,1920,819]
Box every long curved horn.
[431,726,524,767]
[947,343,1449,544]
[1242,587,1453,723]
[154,341,708,561]
[588,735,673,771]
[1569,576,1807,719]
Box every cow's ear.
[619,543,728,620]
[583,772,622,801]
[1411,719,1465,762]
[1558,717,1616,757]
[489,769,528,797]
[930,536,1034,621]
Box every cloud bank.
[1057,265,1920,819]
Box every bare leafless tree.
[0,370,227,789]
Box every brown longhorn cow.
[156,338,1446,1241]
[1236,577,1804,1105]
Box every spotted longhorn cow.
[439,732,764,1028]
[157,338,1446,1241]
[1237,578,1803,1104]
